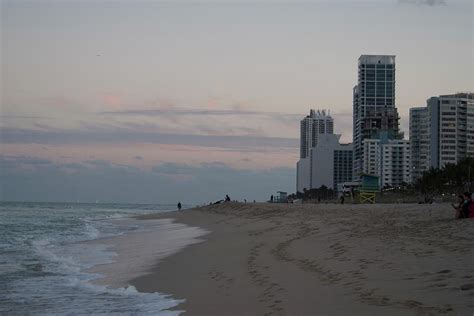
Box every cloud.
[192,124,266,137]
[1,103,304,141]
[0,155,53,166]
[99,107,303,120]
[60,162,87,171]
[134,156,144,160]
[0,115,54,119]
[97,104,306,138]
[398,0,446,6]
[1,158,295,204]
[84,159,113,167]
[0,127,299,149]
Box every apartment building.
[297,134,353,192]
[409,107,430,181]
[362,138,411,187]
[300,109,334,159]
[352,55,402,179]
[409,93,474,179]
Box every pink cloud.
[100,93,123,110]
[2,142,297,171]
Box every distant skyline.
[1,0,473,203]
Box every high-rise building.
[300,109,334,159]
[362,139,381,177]
[362,138,411,187]
[297,134,353,192]
[438,93,474,166]
[410,93,474,179]
[352,55,401,179]
[381,140,411,187]
[409,107,430,181]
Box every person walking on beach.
[177,202,182,210]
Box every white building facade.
[300,109,334,159]
[296,158,311,193]
[438,93,474,166]
[362,138,411,187]
[362,139,382,177]
[382,140,411,187]
[297,134,353,192]
[409,93,474,180]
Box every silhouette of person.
[177,202,182,210]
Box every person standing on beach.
[462,192,474,218]
[452,194,465,218]
[177,202,182,210]
[460,192,472,218]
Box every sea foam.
[0,202,191,315]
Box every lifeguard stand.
[359,175,379,204]
[275,191,288,203]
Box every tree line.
[287,158,474,201]
[288,185,336,201]
[414,157,474,194]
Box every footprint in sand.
[460,283,474,291]
[403,299,423,308]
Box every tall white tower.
[300,109,334,158]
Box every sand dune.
[132,203,474,315]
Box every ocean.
[0,202,204,315]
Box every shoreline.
[85,215,208,289]
[130,203,474,315]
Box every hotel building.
[409,106,430,181]
[297,134,353,192]
[362,138,411,187]
[300,109,334,159]
[352,55,402,179]
[409,93,474,180]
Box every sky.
[1,0,473,203]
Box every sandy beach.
[130,203,474,315]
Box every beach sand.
[131,203,474,315]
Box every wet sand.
[131,203,474,315]
[86,218,208,288]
